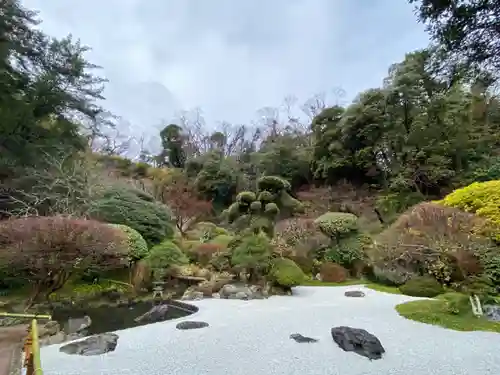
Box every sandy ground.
[40,286,500,375]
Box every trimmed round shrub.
[314,212,358,239]
[250,201,262,212]
[438,180,500,240]
[146,240,188,279]
[257,175,291,192]
[257,191,275,202]
[399,276,445,297]
[325,233,371,268]
[110,224,149,261]
[287,255,313,274]
[236,191,257,204]
[319,262,348,282]
[264,202,279,215]
[89,186,173,246]
[231,233,272,271]
[269,258,305,287]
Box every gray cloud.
[24,0,429,150]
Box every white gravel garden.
[40,286,500,375]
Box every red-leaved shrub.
[320,262,348,282]
[190,243,224,265]
[0,216,128,307]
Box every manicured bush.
[272,218,330,259]
[399,276,444,298]
[89,186,174,246]
[325,233,371,269]
[209,234,235,250]
[190,243,224,266]
[314,212,358,240]
[319,262,348,282]
[269,258,305,287]
[236,191,257,204]
[287,255,314,274]
[224,175,304,236]
[438,180,500,240]
[231,233,272,279]
[110,224,149,261]
[146,240,188,279]
[257,175,291,192]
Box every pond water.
[51,300,197,335]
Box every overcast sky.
[23,0,430,151]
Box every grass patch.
[396,297,500,333]
[301,279,364,287]
[364,283,402,295]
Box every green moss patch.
[396,295,500,333]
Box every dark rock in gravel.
[59,333,118,356]
[176,321,209,330]
[290,333,318,343]
[344,290,366,298]
[331,326,385,360]
[134,304,170,323]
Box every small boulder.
[181,288,204,301]
[484,305,500,322]
[39,320,60,338]
[134,304,170,323]
[290,333,318,343]
[65,316,92,335]
[176,321,209,330]
[59,333,119,356]
[344,290,366,298]
[331,326,385,360]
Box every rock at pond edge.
[59,332,119,356]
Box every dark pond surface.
[51,300,197,335]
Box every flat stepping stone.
[344,290,365,297]
[290,333,318,343]
[176,321,209,330]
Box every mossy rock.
[399,276,444,298]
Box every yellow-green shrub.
[438,180,500,240]
[314,212,358,240]
[269,258,305,287]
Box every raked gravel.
[40,286,500,375]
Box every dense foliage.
[88,187,174,247]
[110,223,149,262]
[1,0,500,307]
